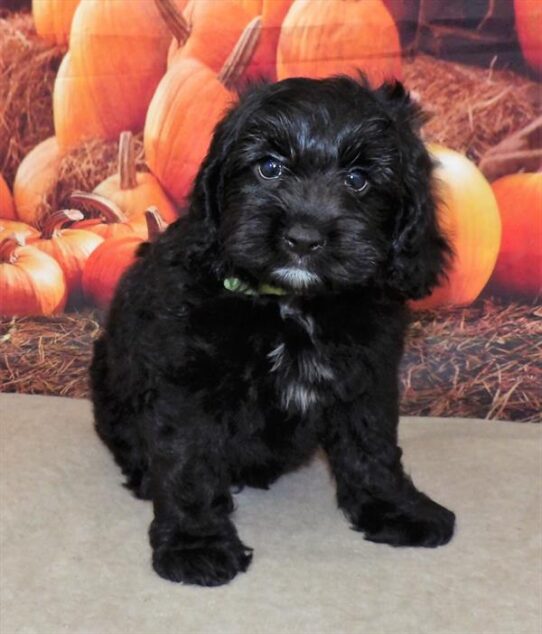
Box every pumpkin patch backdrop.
[0,0,540,421]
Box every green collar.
[223,277,287,297]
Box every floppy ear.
[376,81,452,300]
[189,80,270,228]
[155,103,242,277]
[190,104,240,231]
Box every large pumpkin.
[489,173,542,299]
[0,175,17,220]
[412,145,502,310]
[13,137,62,227]
[514,0,542,75]
[53,0,177,150]
[0,234,67,316]
[53,53,104,152]
[32,0,80,47]
[145,18,261,206]
[30,209,104,305]
[160,0,252,72]
[82,208,165,309]
[241,0,293,81]
[276,0,402,84]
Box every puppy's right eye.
[257,157,283,180]
[345,168,369,193]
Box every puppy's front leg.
[148,434,252,586]
[323,400,455,548]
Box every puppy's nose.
[283,225,326,256]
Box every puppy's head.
[191,75,450,299]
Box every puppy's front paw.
[150,521,253,586]
[357,498,455,548]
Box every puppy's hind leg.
[90,337,152,500]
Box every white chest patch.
[267,308,334,414]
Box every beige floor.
[0,393,541,634]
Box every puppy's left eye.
[345,169,369,193]
[257,157,283,180]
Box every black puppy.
[91,75,455,586]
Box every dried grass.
[401,300,542,422]
[0,310,100,398]
[1,300,540,421]
[404,54,541,163]
[0,12,62,187]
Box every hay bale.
[401,300,542,422]
[0,12,62,187]
[0,311,100,398]
[1,301,540,420]
[404,54,541,164]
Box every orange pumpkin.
[241,0,292,81]
[276,0,402,84]
[30,209,104,305]
[489,173,542,299]
[514,0,542,75]
[69,191,147,240]
[0,175,17,220]
[53,53,104,152]
[0,220,40,241]
[92,131,178,225]
[82,208,165,309]
[0,234,67,316]
[412,146,502,310]
[145,18,261,206]
[13,137,62,227]
[32,0,80,47]
[160,0,252,72]
[53,0,174,150]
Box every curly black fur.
[91,75,455,587]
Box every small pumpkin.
[30,209,104,305]
[13,137,62,227]
[0,175,17,220]
[83,208,165,310]
[0,234,67,316]
[69,191,147,240]
[54,0,174,150]
[32,0,80,48]
[145,17,261,205]
[276,0,402,84]
[514,0,542,75]
[92,131,178,224]
[0,220,40,241]
[412,145,502,310]
[489,173,542,299]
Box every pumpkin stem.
[69,191,129,224]
[145,207,167,241]
[41,209,84,239]
[119,131,138,190]
[154,0,191,46]
[218,16,262,91]
[0,233,26,263]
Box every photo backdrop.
[0,0,540,421]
